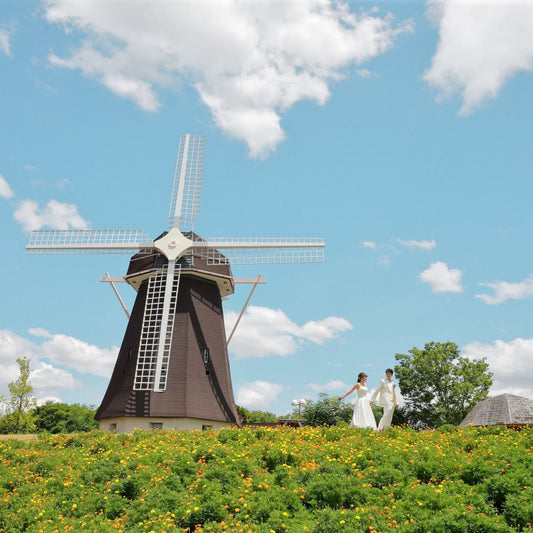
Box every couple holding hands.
[339,368,399,431]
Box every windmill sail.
[26,229,152,254]
[193,237,325,264]
[168,134,205,232]
[134,262,181,392]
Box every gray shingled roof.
[460,393,533,427]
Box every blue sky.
[1,0,533,415]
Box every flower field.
[1,425,532,532]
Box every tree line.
[241,342,492,428]
[0,357,98,434]
[1,342,492,433]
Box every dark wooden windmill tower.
[26,134,325,432]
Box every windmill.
[26,134,325,432]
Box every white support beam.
[102,272,130,319]
[227,274,263,347]
[99,276,126,283]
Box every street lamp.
[291,398,307,420]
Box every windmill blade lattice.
[193,237,325,264]
[26,229,152,254]
[168,134,205,232]
[134,262,181,392]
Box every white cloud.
[13,199,89,232]
[0,330,78,401]
[424,0,533,114]
[299,317,353,344]
[24,164,37,171]
[362,240,377,249]
[356,68,373,78]
[236,380,283,410]
[0,173,14,199]
[29,328,117,378]
[0,29,11,58]
[31,361,80,397]
[225,306,352,359]
[307,380,349,393]
[0,330,36,364]
[476,275,533,305]
[463,337,533,399]
[397,239,436,250]
[0,328,117,401]
[419,261,463,293]
[43,0,411,157]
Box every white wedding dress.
[351,385,377,430]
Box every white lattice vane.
[196,246,324,265]
[134,264,181,391]
[192,237,325,265]
[168,134,205,232]
[26,229,152,254]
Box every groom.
[370,368,398,431]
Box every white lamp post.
[291,398,307,419]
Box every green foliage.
[236,405,279,424]
[33,402,99,433]
[395,341,492,427]
[301,393,353,426]
[0,426,532,531]
[1,426,533,531]
[0,356,37,434]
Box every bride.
[339,372,377,430]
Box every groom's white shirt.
[371,379,397,407]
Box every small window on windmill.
[203,348,210,374]
[150,422,163,430]
[109,423,117,432]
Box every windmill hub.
[154,227,194,261]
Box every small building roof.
[460,393,533,427]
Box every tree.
[33,402,99,433]
[0,357,37,434]
[301,394,353,426]
[395,341,492,427]
[236,406,279,424]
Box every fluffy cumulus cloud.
[476,275,533,305]
[463,337,533,399]
[236,380,283,411]
[43,0,411,157]
[418,261,463,293]
[424,0,533,114]
[396,239,436,250]
[0,330,36,365]
[0,28,11,57]
[0,173,14,199]
[28,328,117,378]
[0,328,117,402]
[13,199,89,232]
[225,306,352,359]
[30,361,80,397]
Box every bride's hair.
[357,372,367,383]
